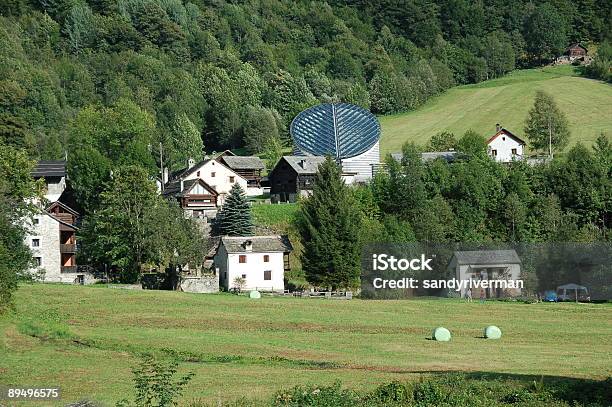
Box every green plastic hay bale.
[432,327,451,341]
[249,290,261,299]
[484,325,502,339]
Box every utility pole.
[159,142,164,192]
[548,116,553,160]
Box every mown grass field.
[0,284,610,406]
[379,66,612,155]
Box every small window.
[491,149,498,156]
[34,257,42,266]
[32,238,40,247]
[263,255,269,262]
[239,255,247,263]
[229,176,235,183]
[502,136,506,141]
[241,274,247,279]
[33,218,40,225]
[511,148,517,155]
[211,172,216,177]
[197,171,200,177]
[264,270,272,281]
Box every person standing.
[466,288,473,302]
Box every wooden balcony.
[60,244,76,253]
[61,266,78,273]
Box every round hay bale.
[249,290,261,299]
[484,325,502,339]
[432,327,451,342]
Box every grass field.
[379,66,612,155]
[1,284,610,405]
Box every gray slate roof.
[391,151,458,163]
[453,250,521,265]
[282,155,326,175]
[221,235,293,253]
[221,155,265,170]
[32,160,66,177]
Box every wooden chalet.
[163,178,218,218]
[565,43,587,58]
[268,156,326,202]
[45,201,79,274]
[216,154,266,188]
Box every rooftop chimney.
[243,240,253,252]
[180,179,184,192]
[496,123,501,133]
[187,158,195,169]
[163,167,169,184]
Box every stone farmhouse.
[214,235,293,292]
[448,249,522,299]
[27,161,96,284]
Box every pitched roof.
[163,178,217,197]
[566,43,587,52]
[487,128,526,146]
[280,156,327,175]
[32,160,66,178]
[170,158,212,180]
[391,151,458,163]
[220,235,293,253]
[46,200,79,216]
[220,155,265,170]
[453,250,521,265]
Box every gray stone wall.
[180,274,219,293]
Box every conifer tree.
[216,183,254,236]
[297,156,362,290]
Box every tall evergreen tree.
[297,156,362,290]
[215,183,254,236]
[524,90,570,157]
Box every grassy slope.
[379,66,612,155]
[1,284,611,405]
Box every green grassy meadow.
[1,284,610,405]
[379,66,612,155]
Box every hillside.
[379,66,612,155]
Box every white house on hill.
[214,235,293,292]
[487,125,526,163]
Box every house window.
[264,270,272,281]
[33,218,39,225]
[197,171,200,177]
[241,274,247,279]
[239,255,247,263]
[32,238,40,247]
[491,149,498,156]
[34,257,42,266]
[263,255,269,262]
[511,148,517,155]
[229,176,235,183]
[211,172,216,177]
[502,136,506,141]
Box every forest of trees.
[1,0,610,179]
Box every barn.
[290,103,380,182]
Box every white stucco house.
[448,249,522,298]
[487,125,526,163]
[214,235,293,292]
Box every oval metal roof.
[290,103,380,159]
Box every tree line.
[298,134,611,290]
[1,0,609,176]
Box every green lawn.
[1,284,610,405]
[379,66,612,155]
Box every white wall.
[44,177,66,202]
[455,263,521,297]
[183,161,248,205]
[215,246,285,292]
[340,141,380,182]
[488,135,523,163]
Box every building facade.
[487,125,525,163]
[214,235,292,292]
